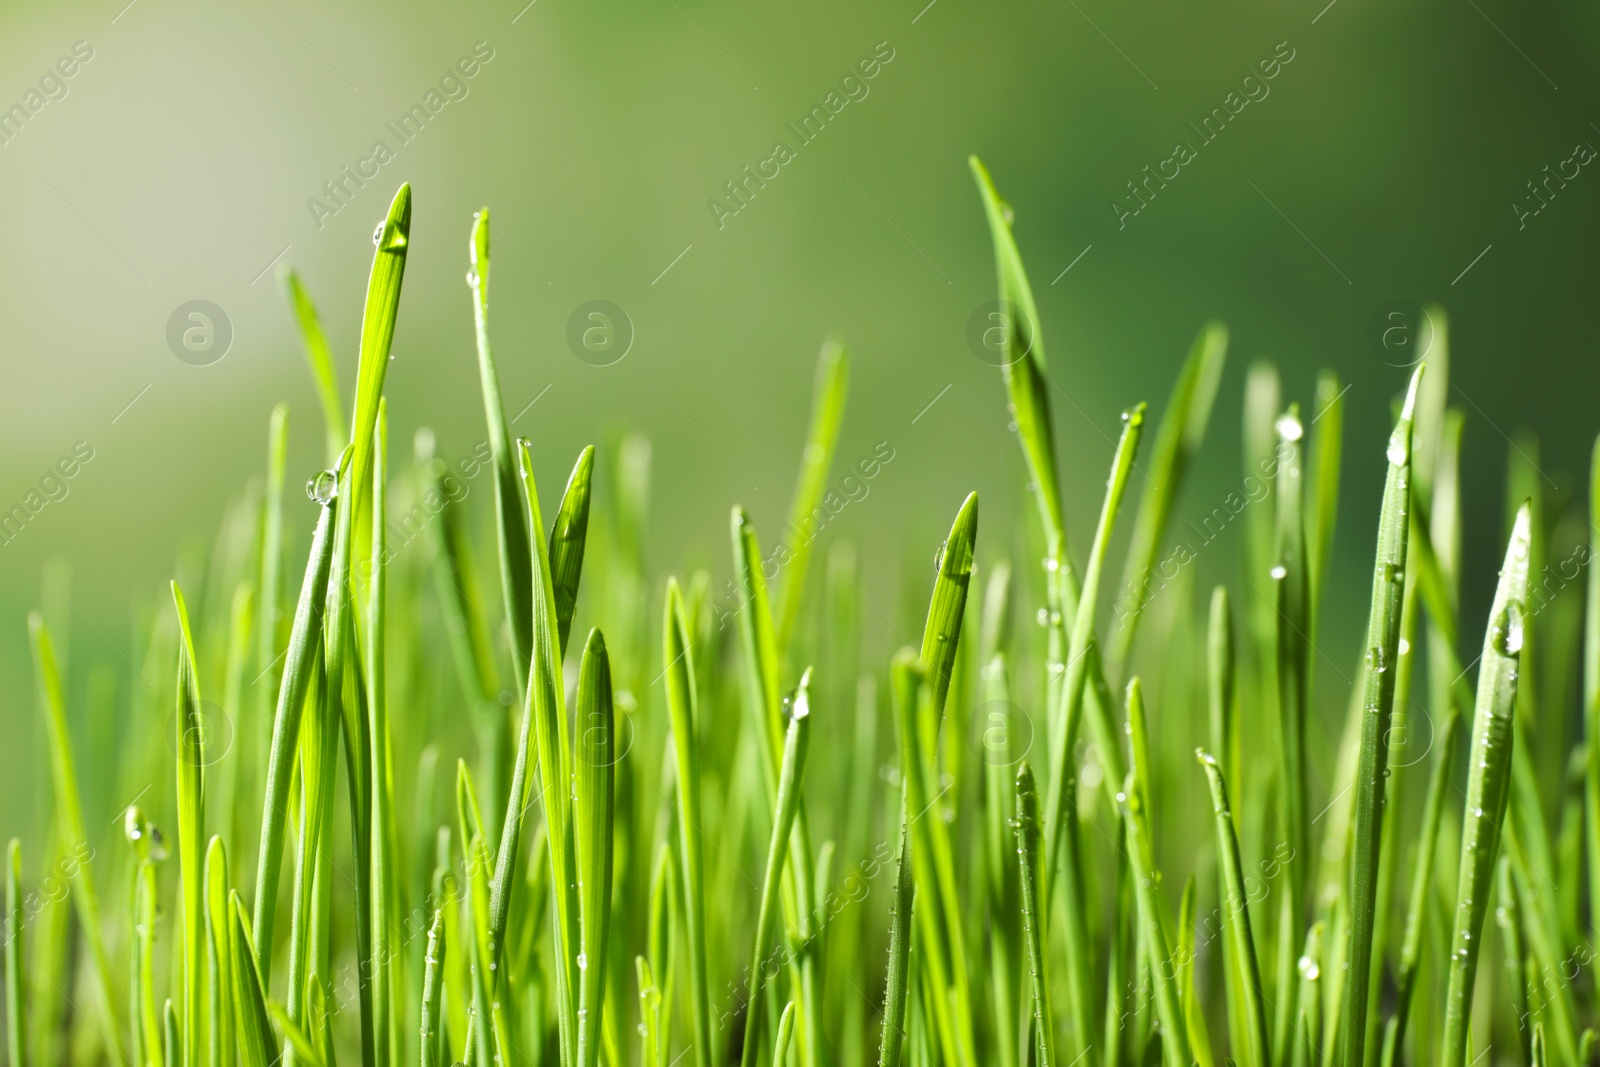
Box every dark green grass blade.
[740,671,812,1067]
[278,268,346,457]
[664,580,713,1067]
[1198,750,1269,1067]
[550,445,596,658]
[1109,321,1227,667]
[171,582,206,1067]
[1339,367,1422,1067]
[1440,502,1533,1067]
[775,339,849,655]
[876,812,914,1067]
[468,208,534,684]
[253,472,341,975]
[575,629,616,1067]
[27,615,123,1063]
[1014,762,1056,1067]
[6,839,23,1067]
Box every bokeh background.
[2,0,1598,830]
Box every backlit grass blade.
[1109,321,1227,668]
[550,445,596,657]
[876,812,913,1067]
[740,671,812,1067]
[1440,502,1533,1067]
[6,839,23,1067]
[1338,367,1422,1067]
[27,614,123,1064]
[575,629,617,1067]
[1014,762,1056,1067]
[1121,678,1190,1067]
[278,268,346,456]
[171,581,206,1067]
[1197,749,1269,1067]
[253,471,341,974]
[775,339,849,656]
[664,580,712,1067]
[232,892,278,1067]
[253,404,289,838]
[468,208,534,683]
[205,837,235,1067]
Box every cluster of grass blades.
[5,163,1595,1067]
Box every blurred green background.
[2,0,1598,829]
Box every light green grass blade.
[550,445,596,658]
[1307,370,1344,618]
[205,837,235,1067]
[740,670,812,1067]
[267,998,326,1067]
[775,339,849,656]
[1440,502,1533,1067]
[468,208,534,682]
[1109,321,1227,667]
[1339,368,1422,1067]
[126,807,163,1067]
[774,1001,799,1066]
[575,629,616,1067]
[876,812,913,1067]
[232,892,278,1067]
[278,268,346,456]
[27,614,123,1064]
[6,839,23,1067]
[1198,749,1269,1067]
[171,581,206,1067]
[419,909,446,1067]
[367,402,394,1067]
[1207,587,1237,810]
[1179,875,1215,1067]
[664,580,712,1067]
[919,491,977,719]
[1014,762,1056,1067]
[253,470,342,975]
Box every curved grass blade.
[278,268,346,457]
[550,444,596,657]
[774,1001,799,1066]
[171,581,206,1067]
[575,628,616,1067]
[253,475,342,975]
[1198,749,1269,1067]
[775,339,849,655]
[27,614,123,1063]
[6,839,22,1067]
[1121,678,1191,1067]
[163,1000,177,1067]
[1109,321,1227,668]
[205,837,235,1067]
[1015,762,1056,1067]
[739,671,812,1067]
[1338,367,1422,1067]
[664,579,713,1067]
[266,998,326,1067]
[920,491,978,718]
[1440,502,1533,1067]
[468,208,534,684]
[876,812,913,1067]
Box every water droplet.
[1365,646,1388,674]
[466,269,479,288]
[934,541,947,572]
[1036,608,1051,627]
[1007,421,1019,433]
[1386,433,1409,467]
[374,219,408,251]
[307,468,339,506]
[1297,955,1320,981]
[577,952,588,970]
[1490,599,1525,656]
[1276,412,1304,443]
[1121,405,1145,429]
[1398,637,1411,656]
[1270,564,1288,580]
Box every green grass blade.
[205,837,235,1067]
[1122,677,1191,1067]
[171,581,206,1067]
[1198,749,1270,1067]
[6,839,24,1067]
[420,909,446,1067]
[918,491,977,720]
[550,445,596,658]
[468,208,534,685]
[1307,370,1344,618]
[367,402,394,1067]
[278,268,346,457]
[267,998,326,1067]
[27,614,123,1064]
[1496,856,1532,1064]
[1272,402,1310,939]
[1339,368,1422,1067]
[1207,587,1237,809]
[575,628,616,1067]
[1586,432,1600,978]
[1014,762,1056,1067]
[164,999,178,1067]
[1179,875,1215,1067]
[740,670,812,1067]
[664,579,712,1067]
[775,339,849,656]
[126,808,163,1067]
[232,892,278,1067]
[774,1001,799,1066]
[1440,502,1533,1067]
[1109,321,1227,667]
[253,479,341,976]
[876,812,913,1067]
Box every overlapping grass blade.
[232,892,279,1067]
[1440,502,1532,1067]
[367,402,395,1067]
[775,339,849,655]
[550,445,596,657]
[1338,367,1422,1067]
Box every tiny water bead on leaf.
[1490,599,1526,656]
[306,467,339,505]
[1275,410,1304,442]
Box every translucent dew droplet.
[1276,412,1304,443]
[1297,955,1320,981]
[1387,432,1409,467]
[1365,646,1388,674]
[1491,599,1526,656]
[1270,565,1288,581]
[307,469,339,506]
